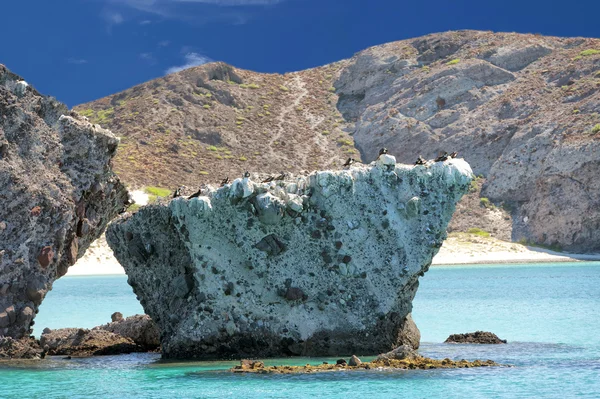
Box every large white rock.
[107,158,473,359]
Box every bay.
[1,262,599,398]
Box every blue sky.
[1,0,599,107]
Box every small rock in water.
[445,331,507,344]
[336,358,347,366]
[349,355,362,366]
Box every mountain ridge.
[75,30,600,252]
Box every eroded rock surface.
[0,65,128,341]
[39,328,143,356]
[107,157,472,359]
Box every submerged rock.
[231,356,500,373]
[107,157,473,359]
[445,331,507,344]
[0,65,128,342]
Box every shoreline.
[67,232,600,276]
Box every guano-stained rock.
[107,157,472,359]
[0,65,128,341]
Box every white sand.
[66,190,148,276]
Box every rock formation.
[107,156,472,359]
[0,65,128,341]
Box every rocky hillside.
[76,30,600,252]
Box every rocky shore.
[0,313,159,360]
[445,331,507,344]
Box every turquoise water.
[1,262,599,398]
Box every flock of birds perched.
[173,148,458,200]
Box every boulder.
[376,345,420,361]
[107,158,472,359]
[445,331,507,344]
[95,314,160,350]
[349,355,362,366]
[0,64,128,343]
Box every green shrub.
[337,138,353,146]
[203,104,211,109]
[322,130,330,136]
[467,228,490,238]
[579,49,600,57]
[240,83,260,89]
[128,203,141,212]
[591,124,600,134]
[279,85,289,92]
[79,108,95,118]
[239,156,247,161]
[207,146,218,151]
[446,59,460,65]
[145,186,171,197]
[480,197,492,208]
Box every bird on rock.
[261,176,274,183]
[450,151,458,158]
[415,156,426,165]
[343,158,355,167]
[275,172,286,181]
[172,187,183,198]
[377,148,388,159]
[434,152,449,162]
[220,177,230,187]
[188,188,203,199]
[243,171,251,178]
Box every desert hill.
[75,30,600,252]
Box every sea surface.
[1,262,599,398]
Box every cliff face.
[107,156,472,359]
[0,65,128,339]
[334,31,600,252]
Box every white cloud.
[165,52,211,74]
[67,58,88,65]
[140,53,157,64]
[158,40,171,47]
[104,10,124,24]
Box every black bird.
[415,156,426,165]
[172,187,183,198]
[220,177,230,187]
[262,176,274,183]
[450,151,458,158]
[188,188,202,199]
[275,172,286,181]
[343,158,355,167]
[434,152,449,162]
[377,147,388,159]
[243,171,250,178]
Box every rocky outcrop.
[375,344,419,361]
[0,336,43,360]
[0,65,128,341]
[39,328,143,356]
[107,156,472,359]
[445,331,507,344]
[94,314,160,350]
